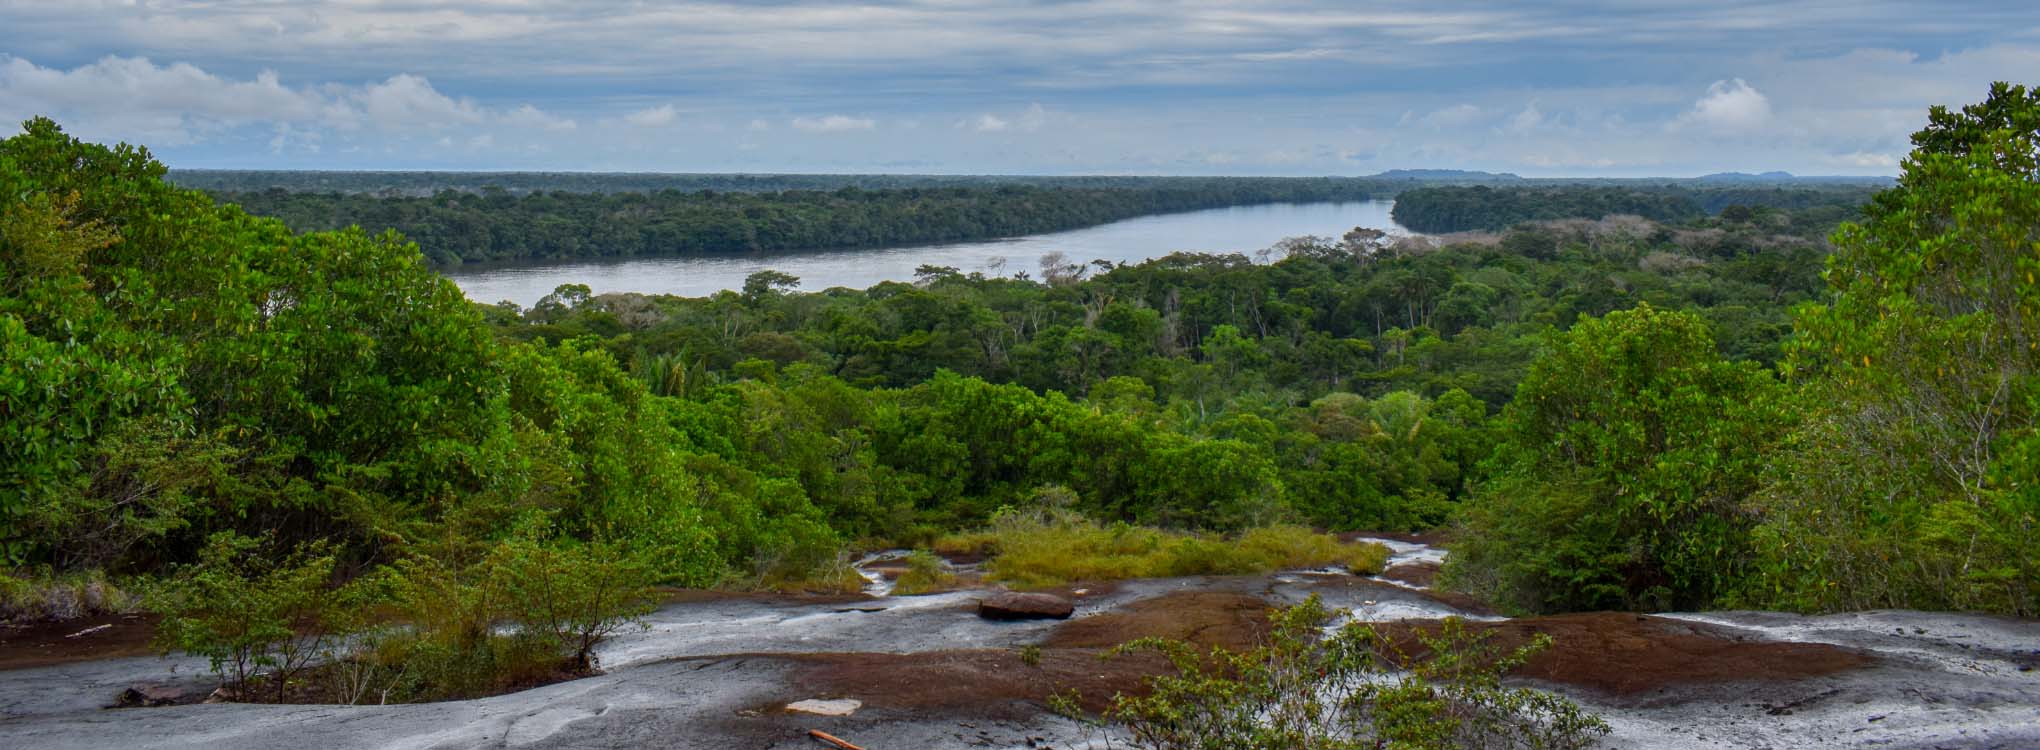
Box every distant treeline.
[1390,185,1880,233]
[177,170,1399,197]
[213,181,1392,267]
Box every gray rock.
[977,592,1073,620]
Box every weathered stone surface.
[977,592,1074,620]
[785,698,862,716]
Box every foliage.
[214,180,1388,268]
[1390,184,1872,233]
[1446,304,1794,614]
[970,508,1389,589]
[0,569,143,624]
[1746,82,2040,616]
[1072,595,1606,750]
[489,534,657,670]
[148,533,379,702]
[890,550,958,596]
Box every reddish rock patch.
[1378,612,1874,697]
[0,614,159,671]
[789,648,1168,716]
[1046,591,1272,651]
[1378,561,1440,588]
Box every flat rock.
[978,592,1073,620]
[786,698,862,716]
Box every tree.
[1750,83,2040,616]
[1446,304,1793,613]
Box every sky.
[0,1,2033,176]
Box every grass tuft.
[951,510,1391,589]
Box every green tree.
[1750,83,2040,616]
[1447,304,1793,613]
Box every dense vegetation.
[212,180,1389,267]
[3,85,2034,705]
[1391,184,1877,233]
[173,170,1403,197]
[1446,83,2040,617]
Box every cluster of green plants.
[149,528,656,703]
[211,179,1388,267]
[1445,83,2040,617]
[952,503,1389,589]
[1053,595,1608,750]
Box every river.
[445,200,1407,306]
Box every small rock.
[978,592,1075,620]
[786,698,862,716]
[115,684,187,708]
[202,687,239,704]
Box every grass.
[890,550,958,595]
[942,511,1391,590]
[0,569,145,624]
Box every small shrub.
[0,568,144,624]
[491,537,657,670]
[1019,644,1043,667]
[1080,596,1608,750]
[148,533,378,703]
[890,550,957,596]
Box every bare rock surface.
[2,540,2034,749]
[977,592,1075,621]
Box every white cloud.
[973,113,1009,131]
[790,114,875,132]
[1417,103,1483,128]
[747,118,771,131]
[505,104,577,132]
[0,55,578,151]
[1676,78,1772,132]
[348,73,484,131]
[1504,102,1544,133]
[623,104,678,127]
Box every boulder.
[978,592,1074,620]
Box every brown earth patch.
[0,613,159,671]
[1378,561,1440,589]
[1377,612,1874,697]
[1045,591,1272,651]
[788,647,1169,717]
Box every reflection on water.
[446,200,1407,306]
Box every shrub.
[0,568,143,623]
[491,536,656,670]
[1072,596,1607,750]
[890,550,957,596]
[148,533,379,702]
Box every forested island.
[4,85,2038,749]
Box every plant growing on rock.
[1068,595,1606,750]
[148,532,380,702]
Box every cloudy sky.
[1,1,2032,176]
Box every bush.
[1069,596,1607,750]
[148,533,378,702]
[890,550,958,596]
[490,536,656,670]
[0,568,144,624]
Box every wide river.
[446,200,1407,306]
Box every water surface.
[447,200,1406,306]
